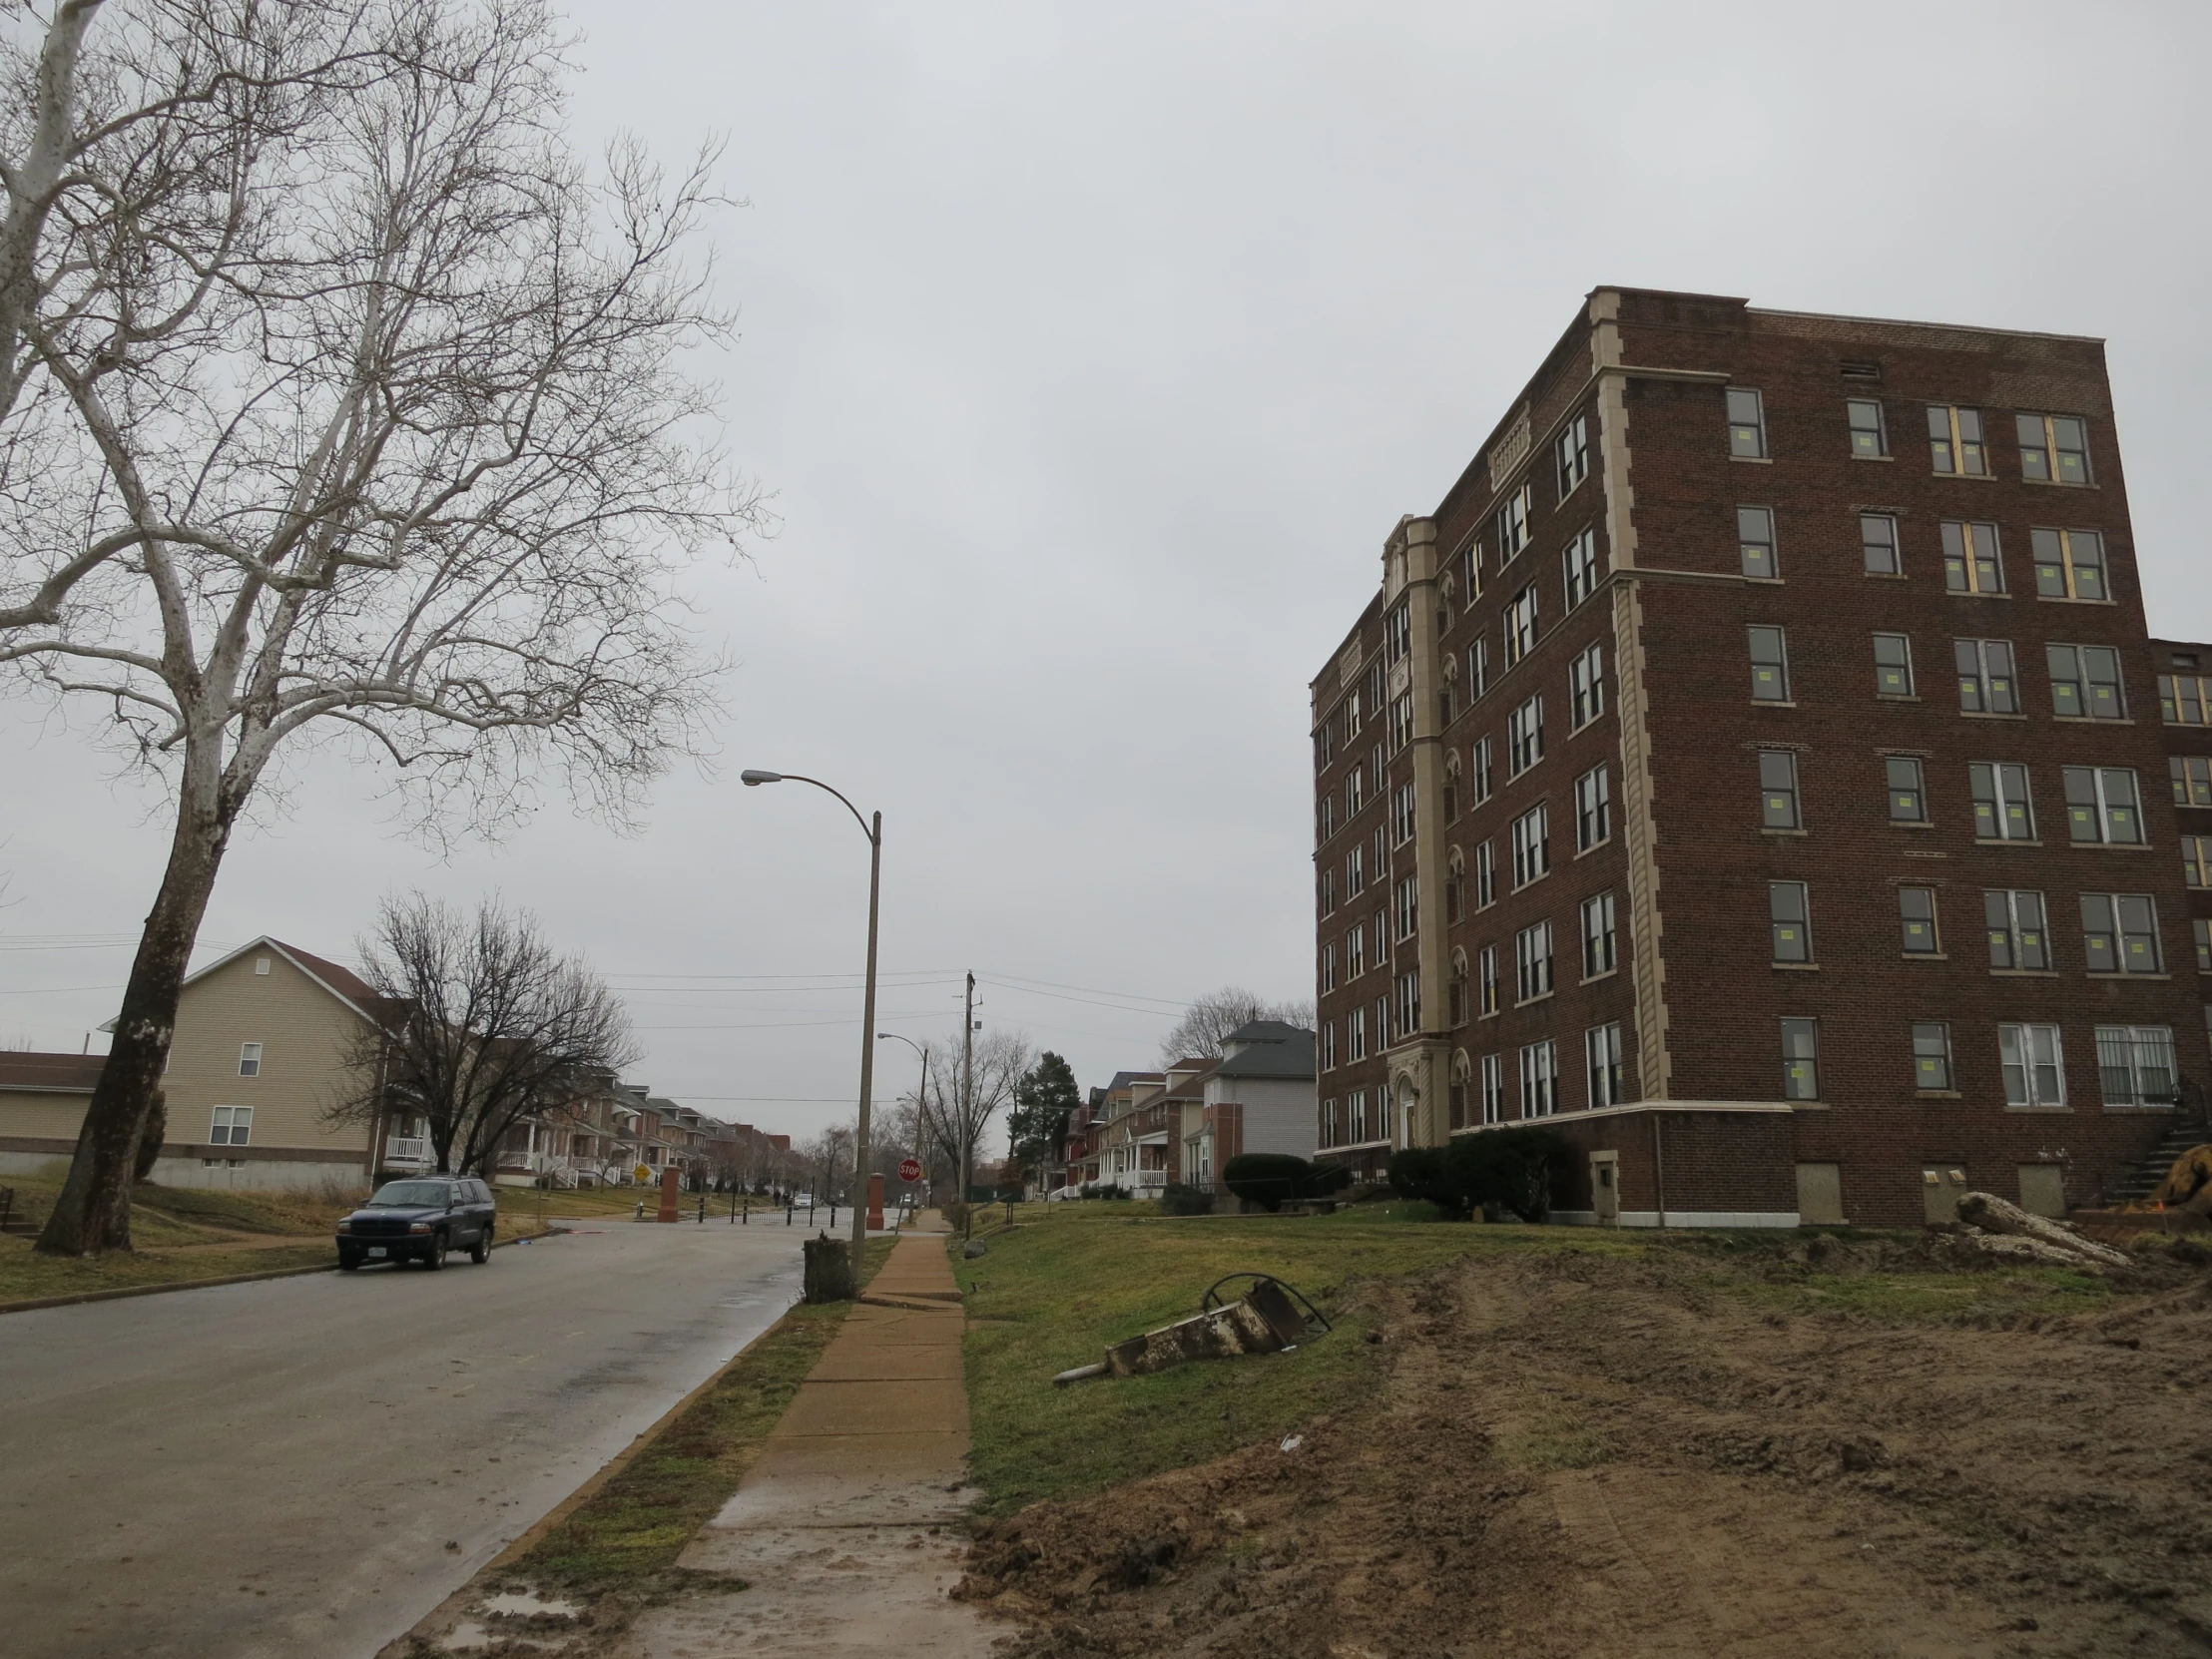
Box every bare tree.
[324,893,634,1179]
[913,1028,1033,1199]
[5,2,764,1254]
[1156,986,1315,1065]
[799,1124,852,1205]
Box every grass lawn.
[954,1205,2124,1517]
[0,1234,335,1302]
[513,1235,898,1593]
[954,1203,1640,1516]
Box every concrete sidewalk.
[617,1230,993,1657]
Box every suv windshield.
[367,1181,453,1207]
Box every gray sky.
[4,1,2208,1157]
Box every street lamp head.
[739,769,784,787]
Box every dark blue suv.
[335,1177,498,1271]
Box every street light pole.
[878,1030,927,1206]
[741,770,881,1265]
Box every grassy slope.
[515,1235,898,1591]
[955,1205,2119,1517]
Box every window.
[1507,694,1544,776]
[1390,780,1416,845]
[1955,639,2018,714]
[1581,890,1617,978]
[2047,643,2124,719]
[1574,765,1611,851]
[1322,1097,1339,1145]
[1464,640,1493,710]
[1350,922,1367,978]
[1461,539,1483,603]
[2028,527,2107,602]
[1448,950,1468,1024]
[1900,886,1940,954]
[1969,762,2035,840]
[1395,970,1420,1037]
[1388,689,1412,753]
[1504,585,1538,666]
[2080,893,2162,974]
[2017,412,2092,485]
[1758,750,1801,829]
[1770,880,1813,963]
[1481,1053,1504,1124]
[1495,483,1532,563]
[1376,994,1391,1050]
[1350,1089,1369,1143]
[2063,766,2143,844]
[1345,688,1363,740]
[237,1042,264,1078]
[1322,941,1338,992]
[1748,625,1791,702]
[1558,527,1601,611]
[1556,412,1589,497]
[1348,844,1366,896]
[1443,756,1460,824]
[1515,921,1554,1002]
[2185,836,2212,888]
[1374,900,1388,963]
[1738,506,1778,579]
[1874,632,1916,697]
[1469,736,1494,805]
[1928,404,1986,475]
[1985,889,2052,971]
[2198,918,2212,971]
[1478,943,1499,1016]
[1386,599,1411,663]
[1940,521,2004,594]
[1367,662,1385,721]
[2159,673,2211,725]
[1320,869,1336,918]
[1510,804,1550,887]
[254,956,271,976]
[1913,1023,1953,1091]
[209,1105,254,1145]
[2097,1026,2176,1107]
[1781,1019,1820,1100]
[1847,398,1889,459]
[2175,757,2212,807]
[1520,1039,1560,1117]
[1885,756,1928,825]
[1322,1022,1338,1070]
[1861,512,1901,575]
[1569,643,1605,729]
[1475,838,1496,908]
[1394,875,1418,942]
[1446,851,1465,921]
[1727,387,1767,458]
[1347,760,1366,816]
[1586,1023,1624,1108]
[1349,1005,1368,1061]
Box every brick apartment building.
[1311,286,2205,1228]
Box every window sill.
[1771,961,1821,971]
[1890,820,1937,830]
[1865,571,1909,581]
[1852,454,1896,463]
[2073,841,2153,851]
[1904,952,1949,961]
[1730,454,1774,465]
[2051,715,2130,725]
[1573,837,1613,860]
[1988,968,2061,977]
[1943,589,2012,599]
[1958,709,2027,720]
[2036,594,2117,606]
[1581,967,1620,985]
[1932,470,1998,481]
[1743,575,1786,585]
[1875,692,1922,702]
[2020,477,2099,489]
[2084,971,2171,981]
[1761,827,1809,837]
[1751,700,1798,710]
[1511,871,1553,893]
[1972,837,2041,847]
[1916,1089,1962,1100]
[2104,1103,2177,1113]
[1514,991,1556,1008]
[2004,1104,2073,1113]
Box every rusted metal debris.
[1053,1275,1330,1385]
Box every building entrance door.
[1589,1150,1619,1226]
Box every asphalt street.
[0,1218,810,1659]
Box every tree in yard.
[1004,1050,1079,1192]
[913,1028,1033,1200]
[1156,986,1315,1065]
[4,1,763,1255]
[323,894,634,1179]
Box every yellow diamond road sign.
[634,1164,652,1182]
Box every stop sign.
[897,1157,923,1183]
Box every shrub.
[1387,1145,1447,1207]
[1306,1160,1353,1197]
[1159,1183,1215,1217]
[1222,1153,1325,1213]
[1389,1130,1576,1221]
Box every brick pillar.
[657,1165,680,1223]
[866,1172,884,1232]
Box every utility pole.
[961,970,976,1241]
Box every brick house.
[1311,287,2204,1228]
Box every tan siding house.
[0,937,380,1192]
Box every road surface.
[0,1218,809,1659]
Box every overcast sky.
[4,1,2208,1157]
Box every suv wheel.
[422,1234,448,1271]
[337,1247,361,1272]
[470,1229,491,1265]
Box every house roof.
[1213,1022,1316,1080]
[0,1051,105,1093]
[175,935,381,1019]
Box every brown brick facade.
[1313,288,2205,1226]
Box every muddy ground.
[957,1237,2212,1659]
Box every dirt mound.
[960,1248,2212,1658]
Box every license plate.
[366,1247,386,1258]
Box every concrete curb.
[0,1224,568,1317]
